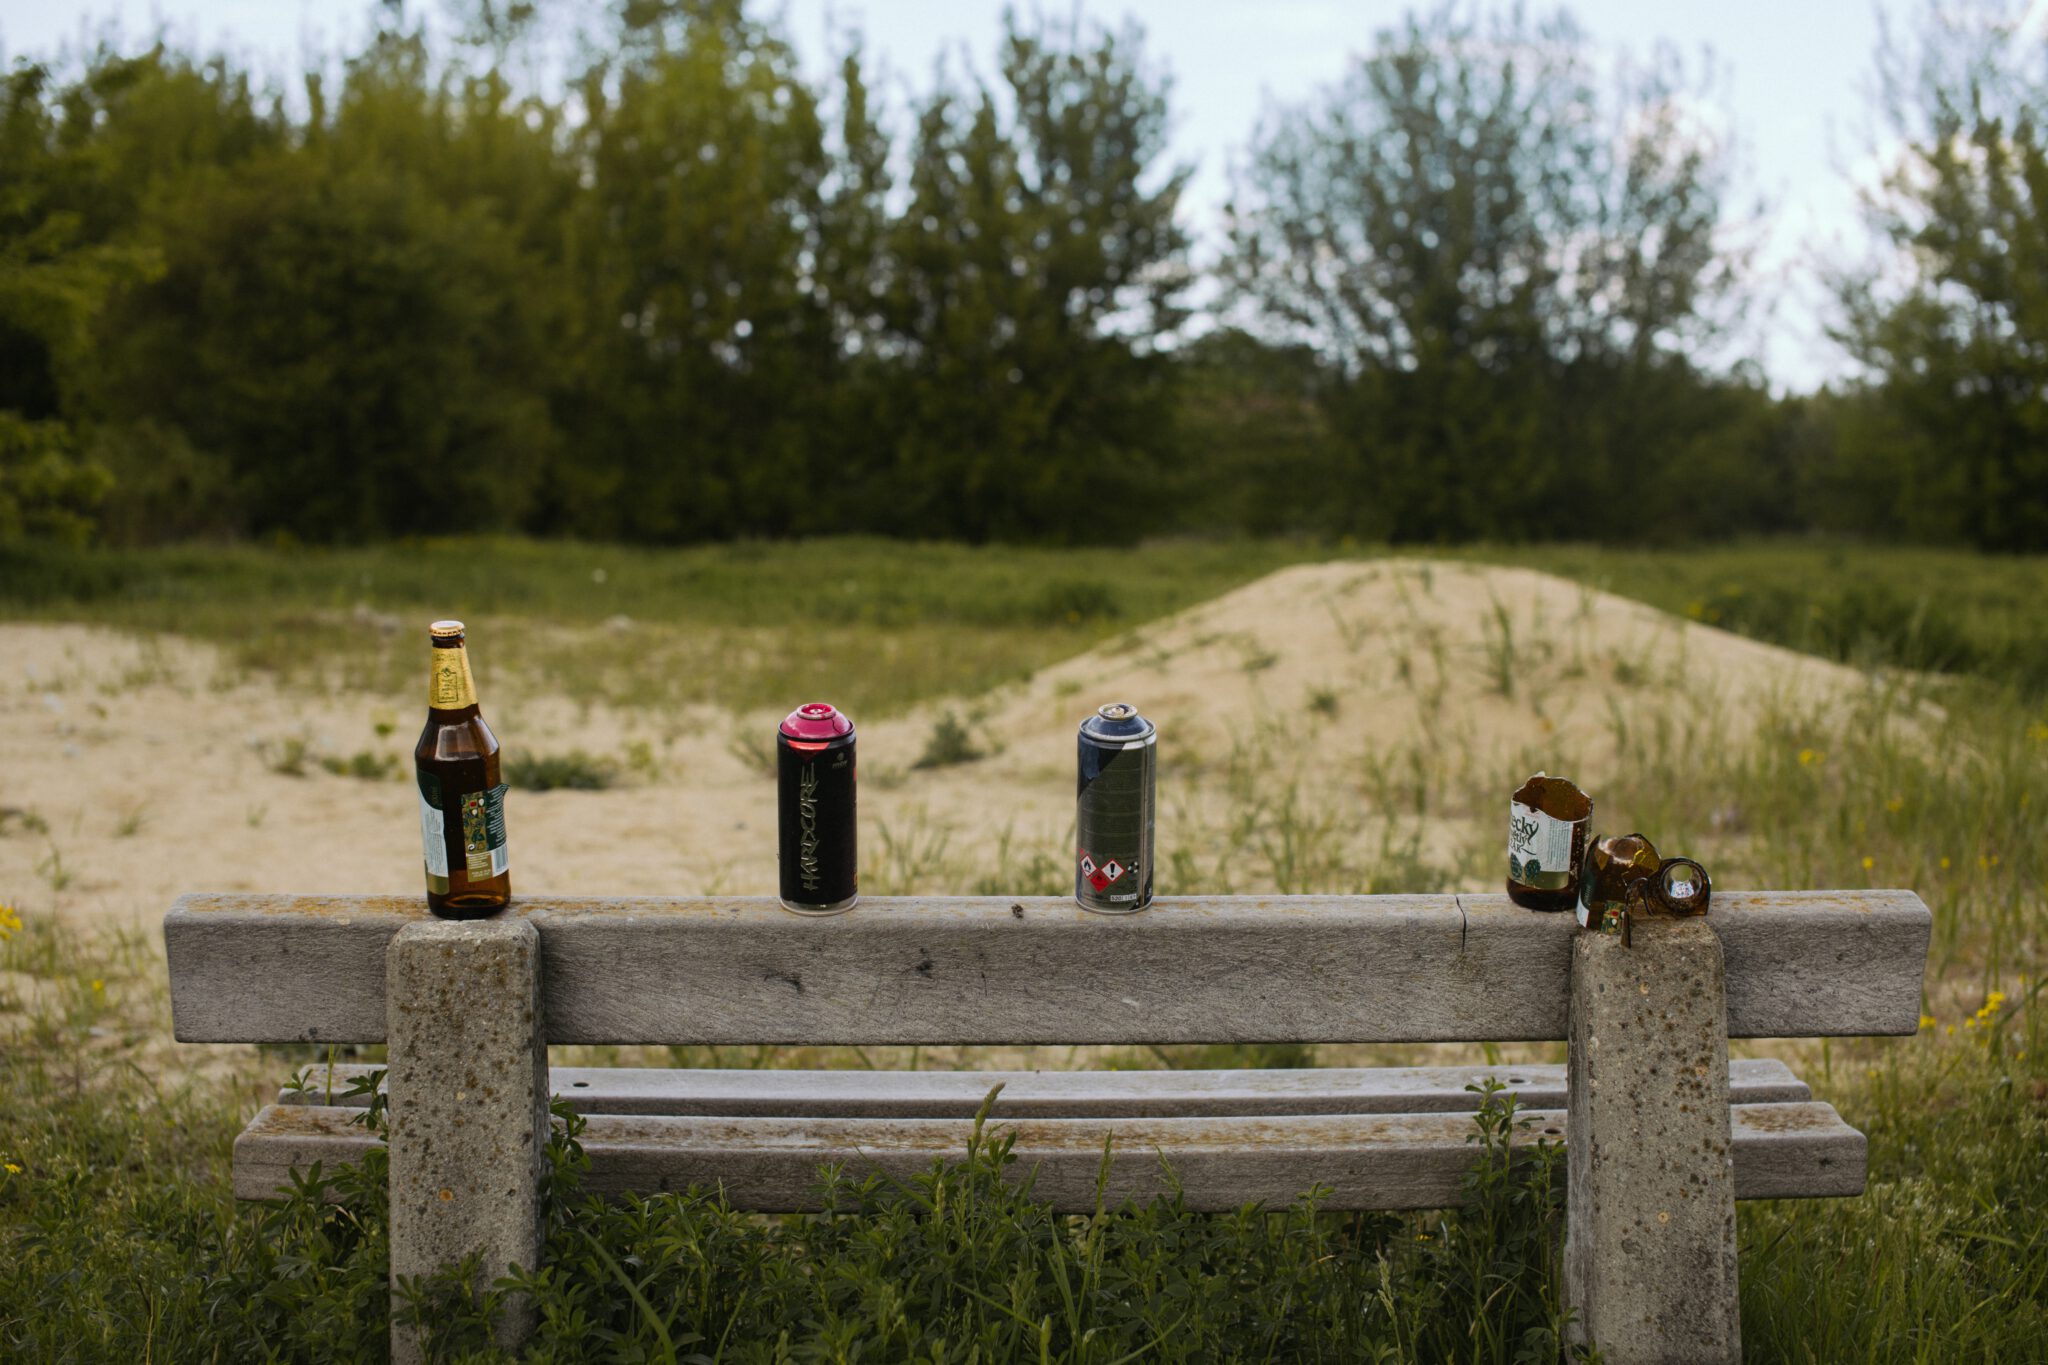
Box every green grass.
[1455,542,2048,695]
[4,536,2045,711]
[0,537,1321,716]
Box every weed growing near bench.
[383,1082,1579,1362]
[1737,987,2048,1361]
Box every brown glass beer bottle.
[414,620,510,917]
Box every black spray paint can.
[777,701,857,914]
[1076,701,1157,913]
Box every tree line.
[2,0,2042,550]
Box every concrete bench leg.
[385,919,549,1364]
[1566,918,1740,1364]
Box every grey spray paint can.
[1075,702,1157,912]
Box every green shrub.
[912,712,985,769]
[259,734,312,776]
[320,750,400,781]
[504,750,619,792]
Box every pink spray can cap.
[780,701,853,740]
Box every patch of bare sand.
[0,561,1899,940]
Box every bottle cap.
[429,620,466,638]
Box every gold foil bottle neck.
[429,640,479,709]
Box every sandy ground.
[0,560,1893,939]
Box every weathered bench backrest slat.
[166,890,1929,1046]
[278,1057,1813,1117]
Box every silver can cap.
[1080,701,1154,744]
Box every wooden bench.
[166,889,1930,1363]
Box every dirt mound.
[0,561,1891,930]
[916,558,1863,756]
[873,560,1886,891]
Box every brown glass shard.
[1579,831,1662,929]
[1511,773,1594,822]
[1506,772,1593,912]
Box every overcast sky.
[0,0,1968,391]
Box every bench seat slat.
[166,890,1931,1046]
[278,1058,1813,1117]
[233,1100,1866,1212]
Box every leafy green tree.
[555,0,842,540]
[1223,4,1739,541]
[0,414,111,544]
[1165,329,1343,536]
[1836,0,2048,550]
[867,11,1192,542]
[97,30,565,541]
[0,57,188,542]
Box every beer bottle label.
[460,784,510,879]
[1508,799,1576,891]
[417,769,449,891]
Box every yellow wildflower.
[1798,748,1823,766]
[90,979,104,995]
[1946,1025,1955,1036]
[1919,1014,1936,1030]
[0,902,20,940]
[2027,721,2048,743]
[1861,856,1875,871]
[1940,857,1951,870]
[1987,991,2007,1008]
[2,1162,18,1175]
[1885,796,1905,813]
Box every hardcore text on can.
[1076,702,1157,912]
[777,702,857,914]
